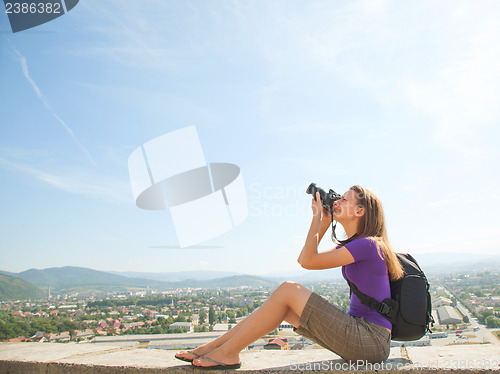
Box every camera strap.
[331,217,358,245]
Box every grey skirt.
[294,292,391,363]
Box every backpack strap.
[345,275,398,323]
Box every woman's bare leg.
[192,281,312,367]
[176,287,303,361]
[175,314,253,360]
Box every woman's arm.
[297,214,321,266]
[318,211,332,242]
[299,246,354,270]
[297,194,332,264]
[297,192,355,270]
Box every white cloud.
[401,14,500,161]
[0,155,130,204]
[242,1,500,165]
[12,47,97,166]
[67,0,182,70]
[410,227,500,254]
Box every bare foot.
[175,343,215,361]
[192,346,241,368]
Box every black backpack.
[346,253,434,341]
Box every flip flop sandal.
[193,355,242,370]
[175,350,201,363]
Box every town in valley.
[1,268,499,351]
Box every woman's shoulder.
[345,236,380,260]
[349,236,378,247]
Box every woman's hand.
[312,191,323,218]
[321,207,333,225]
[301,192,333,266]
[312,192,333,222]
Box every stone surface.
[0,342,499,373]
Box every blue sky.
[1,1,499,275]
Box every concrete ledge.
[0,361,205,374]
[1,361,186,374]
[0,360,497,374]
[1,342,499,373]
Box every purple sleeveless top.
[342,237,392,330]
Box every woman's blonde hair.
[334,185,404,280]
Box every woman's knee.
[273,281,307,298]
[273,281,311,315]
[277,280,300,292]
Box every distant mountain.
[4,253,495,295]
[0,274,45,301]
[1,266,277,292]
[175,275,277,289]
[408,253,500,274]
[262,268,344,283]
[261,253,500,281]
[15,266,167,289]
[0,270,17,277]
[107,270,243,282]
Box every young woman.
[174,185,403,369]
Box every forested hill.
[0,266,277,293]
[0,274,45,301]
[12,266,166,289]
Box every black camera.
[306,183,342,214]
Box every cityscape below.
[1,262,499,362]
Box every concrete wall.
[0,360,490,374]
[1,361,189,374]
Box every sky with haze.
[1,0,499,276]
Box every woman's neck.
[341,220,359,239]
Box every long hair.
[333,185,404,280]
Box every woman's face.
[332,189,363,223]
